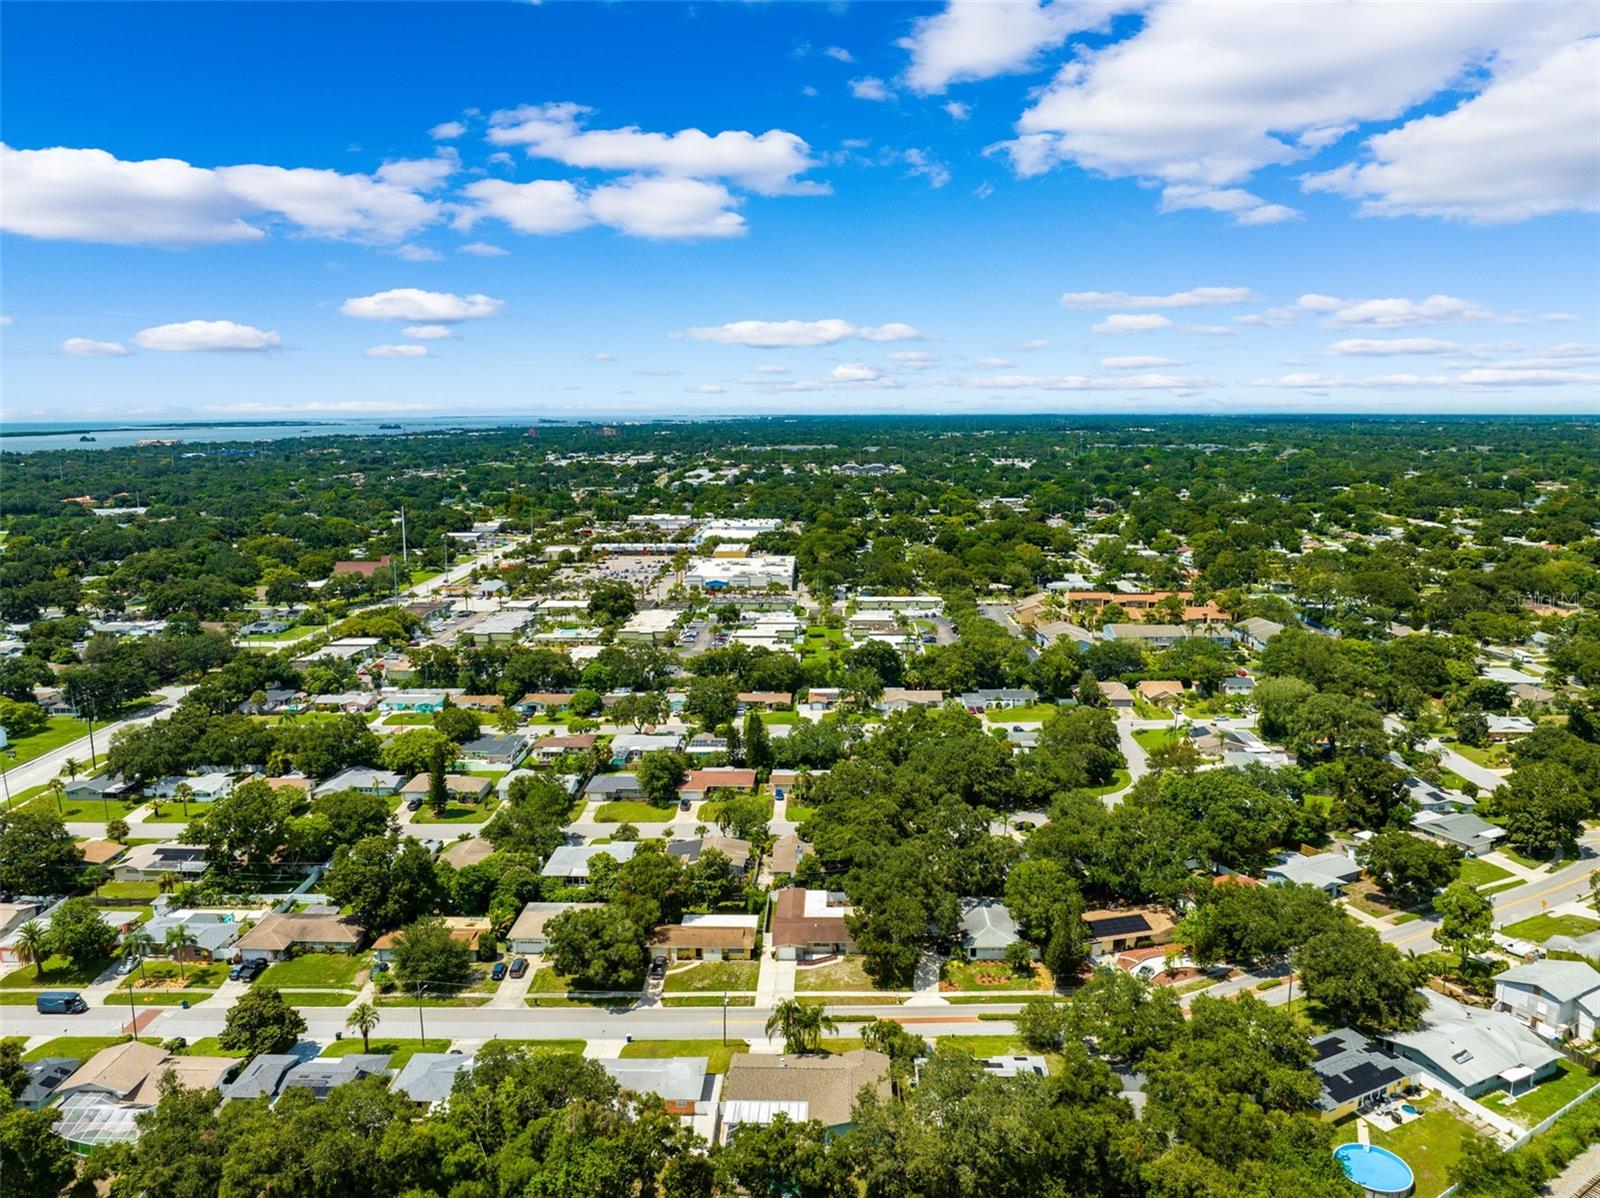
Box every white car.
[114,956,138,976]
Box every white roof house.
[1382,991,1562,1098]
[541,843,639,883]
[1264,852,1362,894]
[958,899,1023,960]
[1495,960,1600,1040]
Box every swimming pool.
[1334,1143,1414,1197]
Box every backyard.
[1333,1096,1475,1198]
[982,703,1063,724]
[1480,1060,1600,1126]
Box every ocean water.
[0,417,544,454]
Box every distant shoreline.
[0,420,338,439]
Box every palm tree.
[173,782,193,819]
[123,929,154,984]
[62,757,83,782]
[794,1003,836,1053]
[46,778,66,815]
[164,925,196,981]
[346,1002,381,1051]
[157,872,181,897]
[15,920,50,980]
[765,997,834,1054]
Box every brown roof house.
[771,888,855,961]
[1082,907,1176,956]
[649,913,758,963]
[1134,680,1185,706]
[56,1041,237,1107]
[401,773,493,802]
[720,1049,890,1140]
[234,912,362,962]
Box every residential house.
[1381,991,1562,1098]
[958,688,1039,712]
[1265,852,1362,895]
[767,770,804,800]
[1099,680,1134,709]
[533,733,597,760]
[958,898,1024,961]
[667,836,753,875]
[1309,1029,1417,1120]
[312,767,404,798]
[649,914,758,962]
[767,834,813,876]
[439,837,495,871]
[609,731,683,763]
[770,888,854,961]
[233,912,362,962]
[280,1055,393,1099]
[799,688,842,716]
[1236,617,1286,651]
[374,916,489,964]
[1412,810,1506,855]
[1102,624,1194,650]
[455,694,506,713]
[601,1057,712,1118]
[719,1050,890,1141]
[78,839,126,868]
[516,692,575,716]
[1510,683,1556,707]
[390,1053,474,1108]
[307,690,381,714]
[380,690,450,713]
[1494,960,1600,1040]
[978,1055,1049,1079]
[400,773,493,803]
[464,611,535,645]
[878,688,945,714]
[540,842,640,885]
[149,773,234,802]
[1219,674,1256,697]
[679,768,758,802]
[63,775,140,802]
[687,732,730,756]
[1082,907,1175,956]
[584,773,645,801]
[18,1058,81,1110]
[220,1053,308,1102]
[111,843,208,884]
[55,1041,236,1107]
[457,733,527,768]
[1135,680,1185,706]
[1486,715,1537,742]
[507,901,605,955]
[737,691,793,712]
[142,910,244,962]
[1033,621,1094,651]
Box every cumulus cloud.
[990,2,1598,225]
[1456,367,1599,386]
[687,383,726,393]
[900,0,1143,94]
[458,241,508,256]
[1326,295,1495,327]
[1303,37,1600,221]
[1325,337,1464,356]
[392,244,442,262]
[947,370,1204,393]
[429,120,468,140]
[684,319,926,348]
[832,362,882,382]
[888,350,941,369]
[486,102,825,196]
[944,101,971,121]
[374,150,458,191]
[902,148,951,189]
[133,320,281,351]
[824,45,854,62]
[1101,354,1179,368]
[1092,313,1173,333]
[365,344,429,358]
[977,356,1015,368]
[403,325,455,340]
[459,179,591,235]
[1061,286,1259,309]
[62,337,131,357]
[340,288,503,322]
[588,176,745,239]
[849,76,894,102]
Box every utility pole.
[85,701,98,769]
[400,506,409,565]
[416,981,427,1044]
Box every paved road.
[1,684,192,805]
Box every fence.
[1433,1073,1600,1198]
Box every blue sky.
[2,0,1597,420]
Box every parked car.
[229,957,267,982]
[649,959,666,978]
[35,991,88,1014]
[509,956,528,978]
[406,796,424,811]
[115,956,139,976]
[491,961,507,981]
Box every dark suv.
[229,958,267,982]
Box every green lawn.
[940,959,1051,992]
[1458,858,1513,888]
[983,703,1062,723]
[758,711,799,725]
[662,960,759,993]
[619,1038,748,1075]
[1502,913,1600,943]
[177,1037,249,1057]
[322,1037,450,1069]
[284,991,359,1007]
[382,712,440,725]
[794,957,885,993]
[119,961,228,990]
[241,624,320,642]
[485,1038,587,1054]
[1132,728,1181,752]
[594,800,676,823]
[528,967,573,993]
[784,803,818,823]
[1086,768,1133,797]
[416,801,496,824]
[662,995,757,1007]
[1481,1059,1600,1125]
[1445,741,1511,769]
[24,1035,159,1062]
[933,1034,1025,1057]
[24,794,143,822]
[4,716,90,766]
[700,797,773,825]
[96,880,160,900]
[257,953,366,988]
[103,990,214,1006]
[1437,768,1474,792]
[0,954,113,988]
[1333,1096,1475,1198]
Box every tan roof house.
[720,1049,890,1137]
[234,913,362,962]
[1135,680,1185,705]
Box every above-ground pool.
[1334,1143,1414,1197]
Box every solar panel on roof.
[1313,1038,1343,1061]
[1085,914,1152,937]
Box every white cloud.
[1256,372,1450,389]
[374,150,458,191]
[459,179,591,235]
[832,362,882,382]
[133,320,281,351]
[1325,337,1463,356]
[1303,37,1600,222]
[486,102,825,196]
[949,370,1203,392]
[591,352,615,361]
[0,315,11,326]
[429,120,467,141]
[341,289,503,322]
[1327,295,1495,327]
[684,319,926,348]
[1101,354,1179,368]
[1456,367,1598,386]
[588,176,745,239]
[993,2,1598,224]
[976,357,1015,368]
[753,363,791,374]
[1019,338,1050,350]
[365,344,429,358]
[687,383,726,394]
[824,46,854,62]
[403,325,455,340]
[392,244,442,262]
[1092,313,1172,334]
[213,163,438,242]
[888,350,940,369]
[902,148,951,189]
[849,77,894,102]
[61,337,131,357]
[458,241,508,256]
[1061,286,1259,309]
[900,0,1142,94]
[944,101,971,121]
